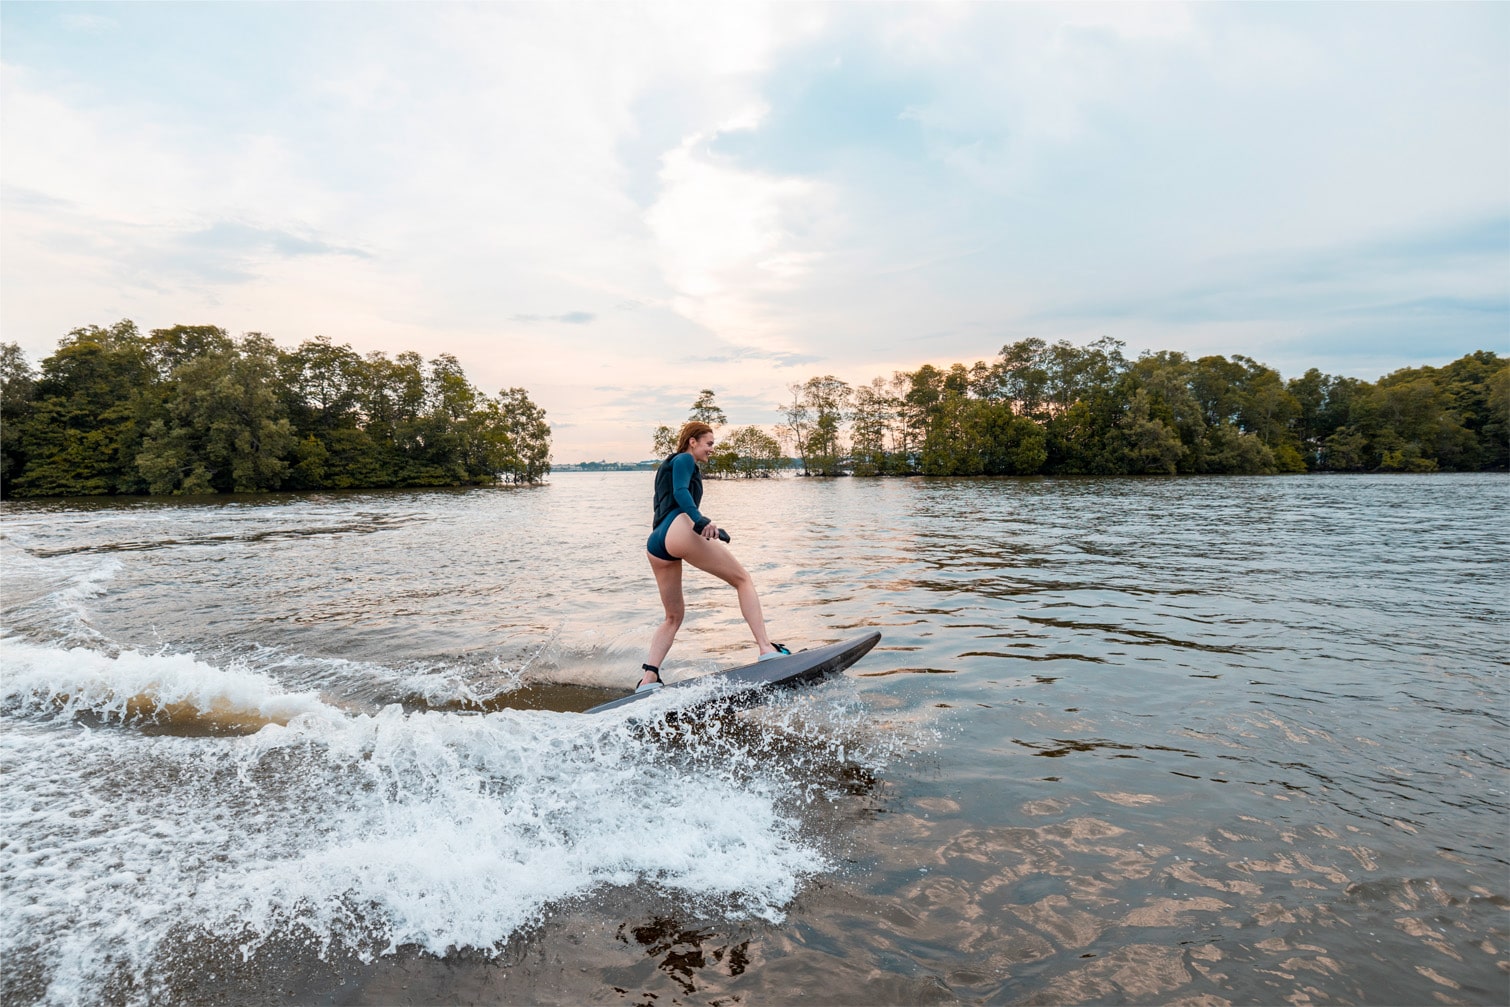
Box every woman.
[637,421,788,692]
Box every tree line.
[0,321,551,499]
[658,340,1507,477]
[651,390,787,478]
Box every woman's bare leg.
[643,553,684,684]
[665,515,778,654]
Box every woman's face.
[689,432,716,463]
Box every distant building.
[554,460,659,472]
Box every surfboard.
[584,631,882,716]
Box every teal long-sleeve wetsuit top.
[646,452,708,560]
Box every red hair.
[676,421,713,454]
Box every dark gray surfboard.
[584,631,882,716]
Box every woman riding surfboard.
[637,421,788,692]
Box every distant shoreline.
[3,467,1505,507]
[552,467,1509,478]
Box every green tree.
[795,375,851,476]
[705,440,738,478]
[1486,363,1510,471]
[495,386,551,484]
[991,337,1052,417]
[650,425,676,459]
[919,390,978,476]
[972,399,1047,475]
[135,335,295,494]
[1232,356,1304,469]
[724,425,784,477]
[849,377,897,476]
[13,321,154,496]
[355,350,427,484]
[1044,337,1127,416]
[1189,355,1246,430]
[1322,426,1369,471]
[1,342,37,497]
[1035,342,1127,475]
[1200,423,1277,474]
[384,353,478,485]
[1287,367,1327,468]
[1439,351,1505,470]
[898,364,946,466]
[144,324,235,380]
[8,320,553,496]
[1123,353,1205,470]
[1117,388,1186,474]
[777,382,814,474]
[280,335,364,432]
[688,388,727,427]
[1365,367,1474,472]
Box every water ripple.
[2,472,1505,1005]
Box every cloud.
[178,221,369,260]
[0,185,73,211]
[62,13,118,35]
[1,2,1505,461]
[1038,215,1509,332]
[163,221,371,282]
[689,344,823,368]
[510,312,597,325]
[645,123,836,344]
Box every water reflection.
[617,917,751,994]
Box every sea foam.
[0,638,336,731]
[0,641,872,1006]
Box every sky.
[2,1,1506,462]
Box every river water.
[1,472,1505,1006]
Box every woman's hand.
[702,522,720,541]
